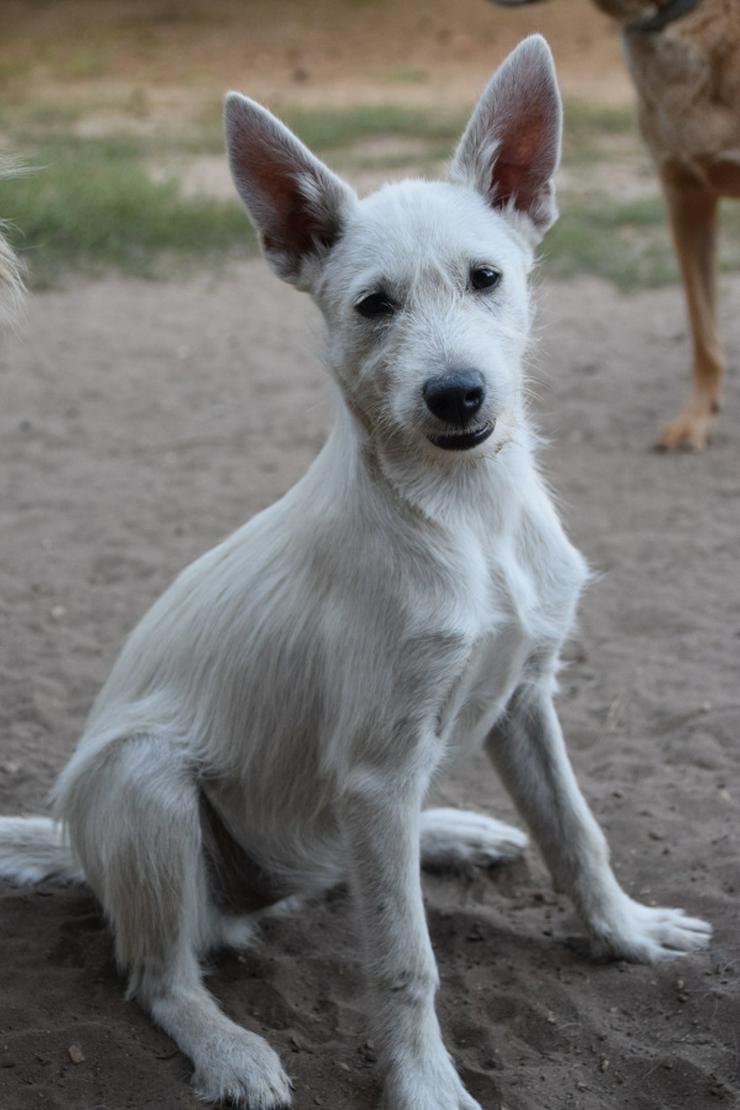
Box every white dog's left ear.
[451,35,562,242]
[225,93,357,288]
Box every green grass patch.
[0,137,252,286]
[59,45,111,81]
[197,100,468,156]
[379,66,430,85]
[278,104,468,152]
[546,192,740,290]
[0,59,34,86]
[561,101,640,168]
[546,193,675,289]
[198,96,639,171]
[564,99,635,140]
[1,90,738,292]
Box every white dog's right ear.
[450,35,562,243]
[225,93,357,288]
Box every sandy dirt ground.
[2,0,631,112]
[0,262,738,1110]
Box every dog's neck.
[627,0,702,34]
[322,396,535,543]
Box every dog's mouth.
[427,422,495,451]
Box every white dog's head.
[225,35,561,465]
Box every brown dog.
[494,0,740,449]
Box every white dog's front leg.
[486,684,711,962]
[340,773,481,1110]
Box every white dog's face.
[225,34,562,462]
[316,180,532,456]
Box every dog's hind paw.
[420,807,527,872]
[589,896,712,964]
[656,405,716,451]
[192,1029,292,1108]
[213,913,259,952]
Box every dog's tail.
[0,816,84,884]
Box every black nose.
[422,371,486,427]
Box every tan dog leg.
[658,168,724,450]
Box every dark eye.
[470,266,502,292]
[355,291,395,318]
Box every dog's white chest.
[451,622,531,751]
[438,519,583,754]
[442,578,532,747]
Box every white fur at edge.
[0,158,25,328]
[0,817,82,884]
[0,35,711,1110]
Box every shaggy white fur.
[0,158,25,328]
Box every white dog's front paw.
[192,1028,292,1108]
[421,807,527,871]
[382,1056,481,1110]
[589,895,712,963]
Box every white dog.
[0,36,711,1110]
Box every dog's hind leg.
[420,807,527,871]
[59,736,292,1109]
[657,166,724,451]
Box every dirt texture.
[0,263,738,1110]
[1,0,631,112]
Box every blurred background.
[3,0,740,287]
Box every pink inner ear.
[239,145,316,257]
[263,176,341,259]
[492,115,551,212]
[260,172,319,259]
[230,116,342,262]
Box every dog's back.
[613,0,740,180]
